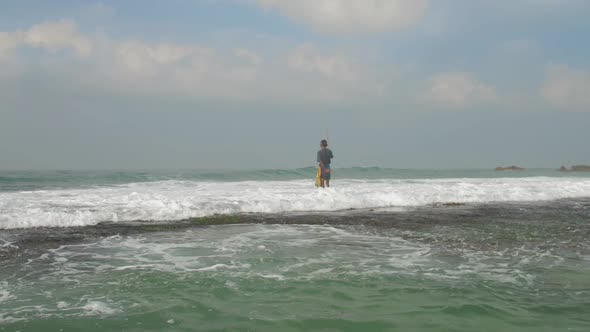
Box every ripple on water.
[0,221,588,329]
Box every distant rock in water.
[571,165,590,171]
[558,165,590,172]
[495,166,525,171]
[433,202,467,207]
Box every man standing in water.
[317,139,334,188]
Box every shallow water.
[2,170,590,229]
[1,200,589,331]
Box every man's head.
[320,139,328,148]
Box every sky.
[0,0,589,170]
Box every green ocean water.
[2,201,590,331]
[1,168,588,192]
[1,169,589,331]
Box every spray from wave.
[1,177,590,229]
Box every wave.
[2,168,588,192]
[1,177,590,229]
[0,169,316,191]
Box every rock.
[559,165,590,172]
[572,165,590,172]
[495,165,524,171]
[433,202,466,207]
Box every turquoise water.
[1,169,589,331]
[1,168,588,192]
[2,207,590,331]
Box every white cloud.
[287,44,354,80]
[0,31,22,59]
[24,20,92,56]
[0,20,91,58]
[542,64,590,108]
[103,40,365,102]
[105,40,261,99]
[257,0,428,33]
[234,48,263,65]
[115,42,197,74]
[0,20,388,104]
[425,72,497,107]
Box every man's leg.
[325,180,330,187]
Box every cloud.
[542,64,590,108]
[104,40,262,99]
[115,41,197,74]
[106,41,379,103]
[26,20,92,56]
[0,32,22,59]
[234,48,263,65]
[107,40,368,102]
[1,19,386,104]
[287,43,354,80]
[425,72,497,107]
[257,0,428,33]
[0,20,91,58]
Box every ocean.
[1,168,589,331]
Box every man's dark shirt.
[317,148,334,165]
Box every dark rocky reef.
[558,165,590,172]
[495,166,525,171]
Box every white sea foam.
[56,301,69,309]
[0,239,18,252]
[36,224,538,287]
[1,177,589,229]
[0,224,543,326]
[0,288,14,304]
[82,301,117,316]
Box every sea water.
[1,168,589,331]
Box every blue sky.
[1,1,589,169]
